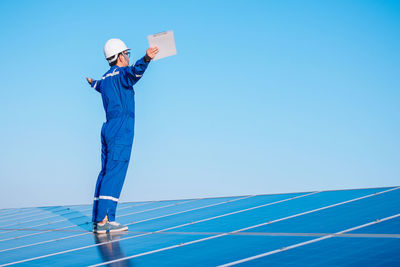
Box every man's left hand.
[86,77,93,85]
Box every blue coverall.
[90,57,149,222]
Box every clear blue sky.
[0,0,399,209]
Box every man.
[86,38,158,233]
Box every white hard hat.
[104,38,130,63]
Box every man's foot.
[107,221,128,232]
[92,222,108,234]
[92,221,128,234]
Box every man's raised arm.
[123,47,159,87]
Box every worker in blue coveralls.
[86,38,158,234]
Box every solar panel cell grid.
[243,187,400,234]
[0,186,398,266]
[351,217,400,235]
[245,236,400,266]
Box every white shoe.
[107,221,128,232]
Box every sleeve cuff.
[144,54,151,63]
[91,81,96,88]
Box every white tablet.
[147,31,177,61]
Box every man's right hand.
[86,77,93,85]
[146,46,159,60]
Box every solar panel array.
[0,186,399,266]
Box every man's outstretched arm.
[86,77,101,93]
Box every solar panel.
[0,186,398,266]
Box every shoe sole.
[93,229,107,234]
[109,226,128,233]
[93,227,128,234]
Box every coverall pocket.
[113,145,131,161]
[115,135,133,145]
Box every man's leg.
[93,117,134,226]
[94,140,132,222]
[92,124,107,223]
